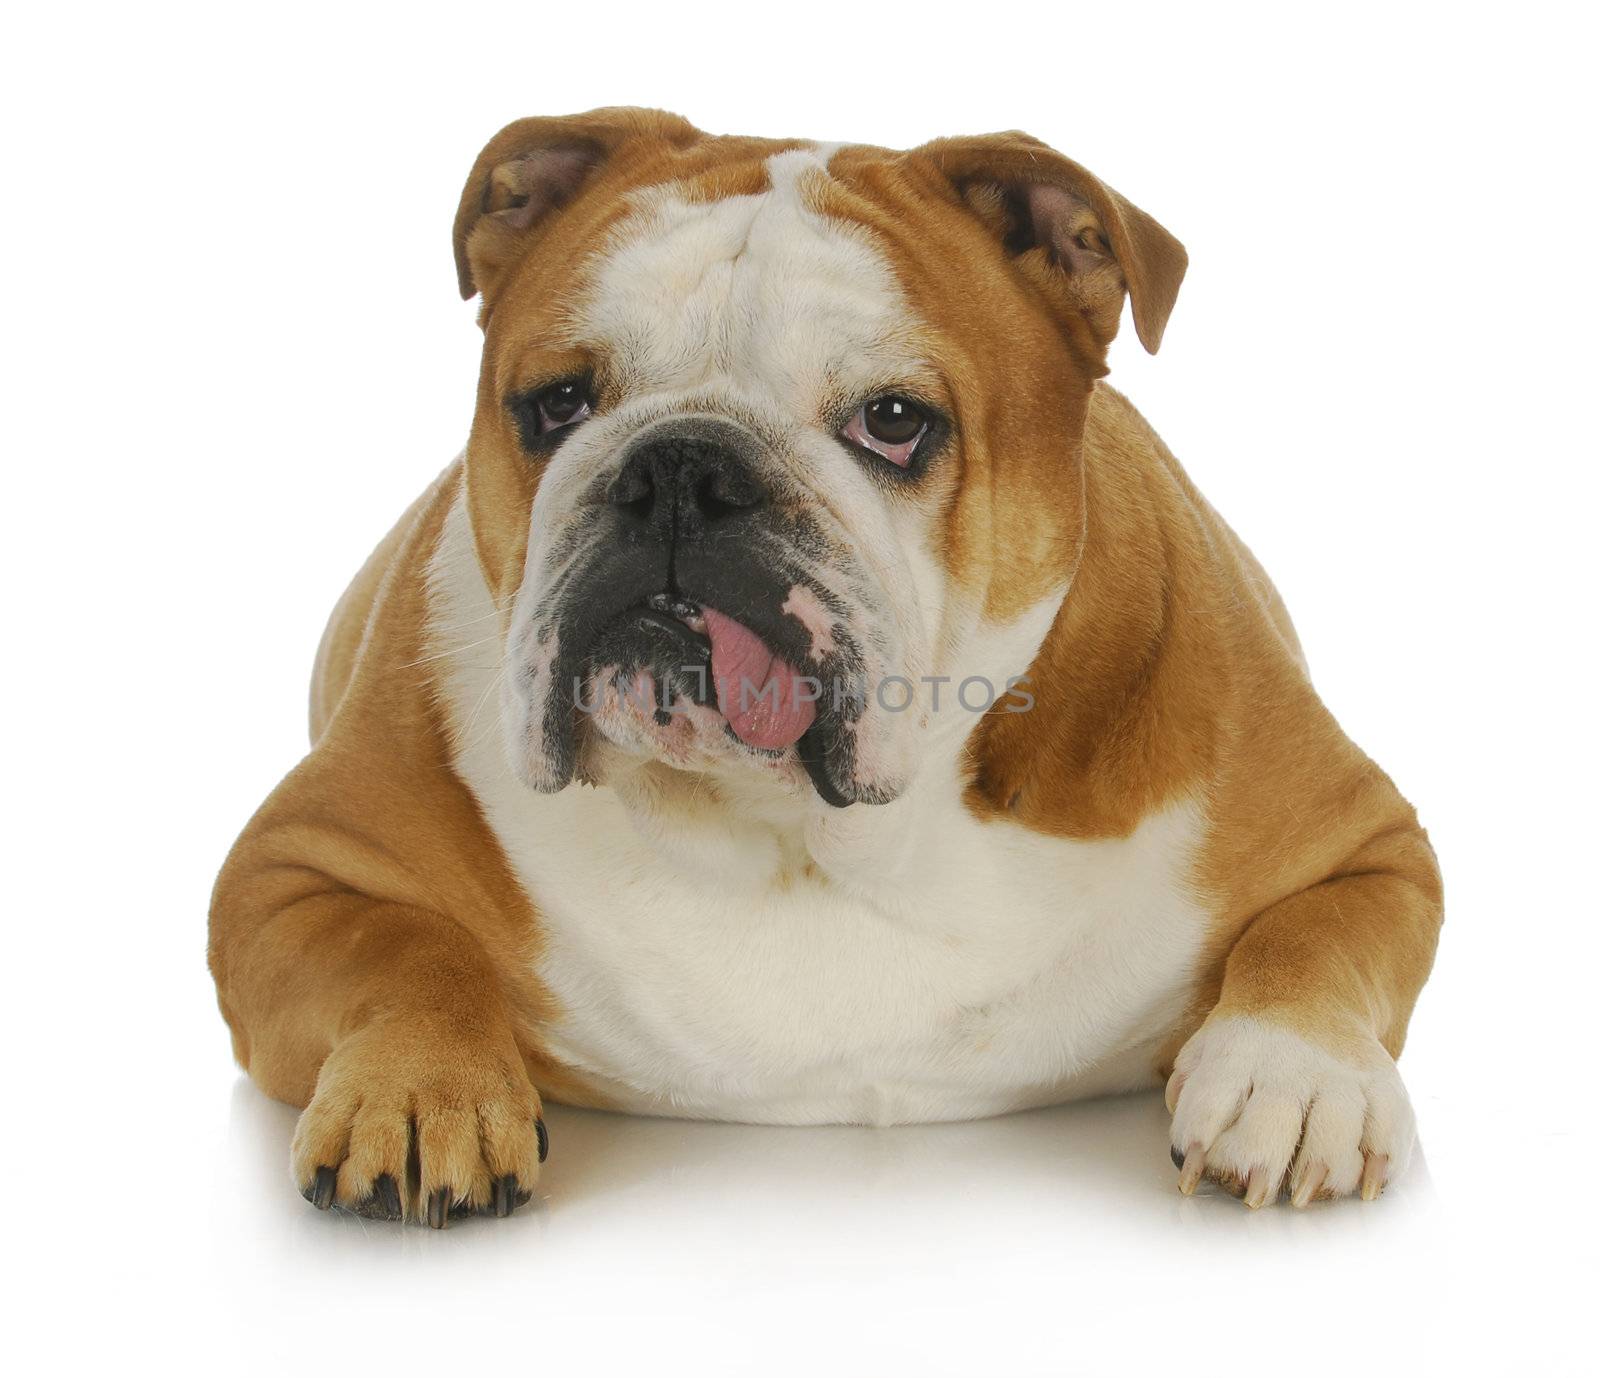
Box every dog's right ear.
[452,108,701,302]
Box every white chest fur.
[429,497,1212,1125]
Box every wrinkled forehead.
[569,147,934,418]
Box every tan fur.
[211,469,603,1220]
[308,483,434,739]
[209,109,1441,1222]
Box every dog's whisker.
[456,670,509,757]
[426,604,512,637]
[398,633,504,670]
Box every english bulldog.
[209,108,1442,1225]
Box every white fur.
[1169,1014,1415,1197]
[432,495,1214,1125]
[573,145,922,412]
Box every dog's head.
[452,109,1184,809]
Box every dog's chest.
[429,494,1211,1124]
[479,779,1209,1125]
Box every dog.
[209,108,1442,1225]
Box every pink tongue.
[702,607,817,750]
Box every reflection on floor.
[220,1073,1434,1258]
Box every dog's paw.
[1164,1013,1414,1208]
[290,1021,547,1227]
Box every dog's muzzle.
[511,416,902,808]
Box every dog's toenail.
[311,1165,336,1211]
[493,1175,517,1218]
[371,1173,403,1221]
[427,1188,452,1229]
[536,1117,549,1163]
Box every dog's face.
[452,110,1184,809]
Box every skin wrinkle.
[512,211,925,793]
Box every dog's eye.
[842,396,928,469]
[534,380,592,433]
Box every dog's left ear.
[912,133,1187,353]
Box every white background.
[7,2,1596,1373]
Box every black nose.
[607,426,767,541]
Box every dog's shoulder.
[309,461,462,739]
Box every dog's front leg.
[210,893,545,1226]
[1165,825,1443,1207]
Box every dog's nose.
[607,427,767,541]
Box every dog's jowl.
[208,109,1442,1224]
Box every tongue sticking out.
[702,607,817,750]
